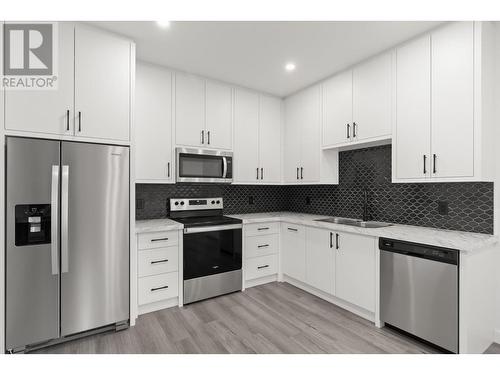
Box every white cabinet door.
[335,232,375,312]
[281,224,306,282]
[205,80,232,150]
[234,89,259,183]
[284,94,303,183]
[431,22,474,178]
[395,35,431,180]
[300,86,321,183]
[5,22,74,136]
[135,63,173,182]
[352,52,392,141]
[322,70,353,147]
[259,95,282,183]
[175,73,205,147]
[305,227,334,294]
[74,24,131,141]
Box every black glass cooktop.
[170,215,242,228]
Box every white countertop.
[135,218,183,233]
[228,212,498,253]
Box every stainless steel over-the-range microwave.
[176,147,233,183]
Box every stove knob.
[180,201,185,206]
[174,202,179,206]
[211,200,215,204]
[216,200,220,204]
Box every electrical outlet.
[306,196,311,205]
[248,196,254,205]
[136,198,145,210]
[438,201,449,215]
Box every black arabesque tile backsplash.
[136,145,494,234]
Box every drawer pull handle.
[151,285,169,292]
[257,244,269,248]
[287,227,298,232]
[151,237,169,242]
[257,227,269,231]
[257,265,269,269]
[151,259,169,264]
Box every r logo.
[3,23,53,75]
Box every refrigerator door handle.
[51,165,60,275]
[61,165,70,273]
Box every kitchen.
[1,4,500,371]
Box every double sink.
[315,217,393,228]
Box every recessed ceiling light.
[157,21,171,29]
[285,62,296,72]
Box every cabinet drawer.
[245,234,278,259]
[245,254,278,281]
[138,272,178,305]
[138,247,178,277]
[138,231,178,250]
[245,222,280,236]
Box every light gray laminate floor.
[34,282,500,354]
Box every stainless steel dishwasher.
[379,238,459,353]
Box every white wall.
[493,22,500,343]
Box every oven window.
[183,228,242,280]
[179,153,223,178]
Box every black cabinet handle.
[207,131,210,145]
[151,285,169,292]
[296,167,299,180]
[201,130,204,144]
[330,232,333,248]
[78,111,82,132]
[347,123,350,139]
[167,162,170,178]
[66,109,70,131]
[256,167,259,180]
[261,167,263,180]
[287,227,298,232]
[353,122,357,138]
[257,244,269,248]
[300,167,303,180]
[257,227,269,231]
[433,154,437,174]
[151,237,169,242]
[151,259,169,264]
[423,155,427,174]
[257,265,270,269]
[335,233,339,250]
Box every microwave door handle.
[222,156,228,178]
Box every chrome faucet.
[362,189,371,222]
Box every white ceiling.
[92,21,443,97]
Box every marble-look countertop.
[135,218,183,233]
[229,212,498,253]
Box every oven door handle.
[222,156,228,178]
[184,223,242,234]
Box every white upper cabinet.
[259,95,282,183]
[305,227,334,295]
[299,86,321,182]
[174,74,233,150]
[431,22,474,179]
[352,52,392,142]
[4,22,75,136]
[393,21,493,182]
[205,81,232,149]
[135,63,173,183]
[74,24,131,142]
[234,89,260,183]
[322,70,353,147]
[395,35,431,180]
[284,91,304,182]
[174,73,205,147]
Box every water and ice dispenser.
[15,204,51,246]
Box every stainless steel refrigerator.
[5,137,130,352]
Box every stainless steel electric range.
[169,198,242,304]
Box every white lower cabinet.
[305,227,334,295]
[281,223,306,282]
[334,231,376,312]
[245,254,278,281]
[244,222,280,284]
[137,230,180,314]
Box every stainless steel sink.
[315,217,392,228]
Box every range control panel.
[170,197,223,211]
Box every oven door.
[183,224,242,280]
[176,148,232,183]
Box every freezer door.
[6,137,60,350]
[60,142,129,336]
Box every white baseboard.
[138,297,179,315]
[244,274,278,289]
[495,328,500,344]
